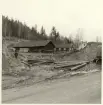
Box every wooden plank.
[70,63,87,71]
[54,61,89,69]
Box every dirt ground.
[2,60,101,90]
[2,71,101,104]
[2,40,102,90]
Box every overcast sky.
[1,0,103,42]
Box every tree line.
[2,15,74,44]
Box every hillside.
[2,16,71,44]
[63,42,102,61]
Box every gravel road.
[2,71,101,104]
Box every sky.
[0,0,103,42]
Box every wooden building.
[13,40,55,53]
[54,44,74,52]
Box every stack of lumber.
[54,61,89,69]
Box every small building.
[13,40,55,53]
[54,44,74,52]
[76,41,87,50]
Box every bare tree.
[96,36,99,42]
[96,36,102,42]
[74,28,84,48]
[99,36,102,42]
[69,34,73,43]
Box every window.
[54,48,56,51]
[59,48,61,51]
[64,48,66,51]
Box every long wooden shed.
[13,40,55,53]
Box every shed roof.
[13,40,54,48]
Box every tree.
[40,26,45,36]
[74,28,84,48]
[96,36,99,42]
[69,34,73,43]
[49,26,60,42]
[64,34,73,44]
[3,15,74,42]
[40,26,48,40]
[2,16,7,37]
[50,26,56,41]
[29,26,37,39]
[99,36,102,42]
[55,32,60,41]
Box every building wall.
[19,48,29,52]
[28,46,44,52]
[28,42,55,53]
[44,42,55,51]
[14,41,55,53]
[55,47,72,52]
